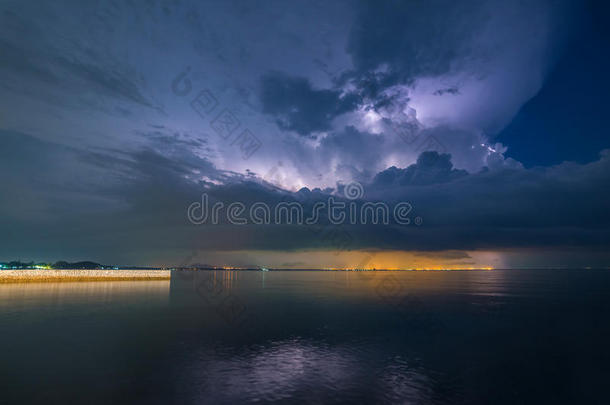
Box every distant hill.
[0,260,115,270]
[51,261,107,269]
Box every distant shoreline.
[0,269,171,283]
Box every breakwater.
[0,269,171,283]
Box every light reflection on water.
[177,336,438,404]
[184,338,362,402]
[0,280,170,311]
[1,270,610,404]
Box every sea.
[1,269,609,404]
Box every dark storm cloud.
[2,127,609,264]
[256,0,487,135]
[433,88,460,96]
[372,152,468,187]
[0,38,59,85]
[0,0,606,266]
[260,72,360,136]
[361,152,610,251]
[243,150,609,252]
[0,129,224,262]
[53,56,154,108]
[254,0,570,173]
[316,126,387,181]
[0,6,156,110]
[187,150,610,252]
[0,131,122,204]
[344,0,486,97]
[1,0,574,188]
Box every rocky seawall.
[0,269,171,283]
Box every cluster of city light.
[321,267,494,271]
[0,263,51,270]
[0,262,119,270]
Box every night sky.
[1,0,609,268]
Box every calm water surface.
[1,270,609,404]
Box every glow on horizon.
[182,250,504,271]
[320,267,494,271]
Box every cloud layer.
[2,129,608,266]
[1,0,606,266]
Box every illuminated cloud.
[0,0,607,267]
